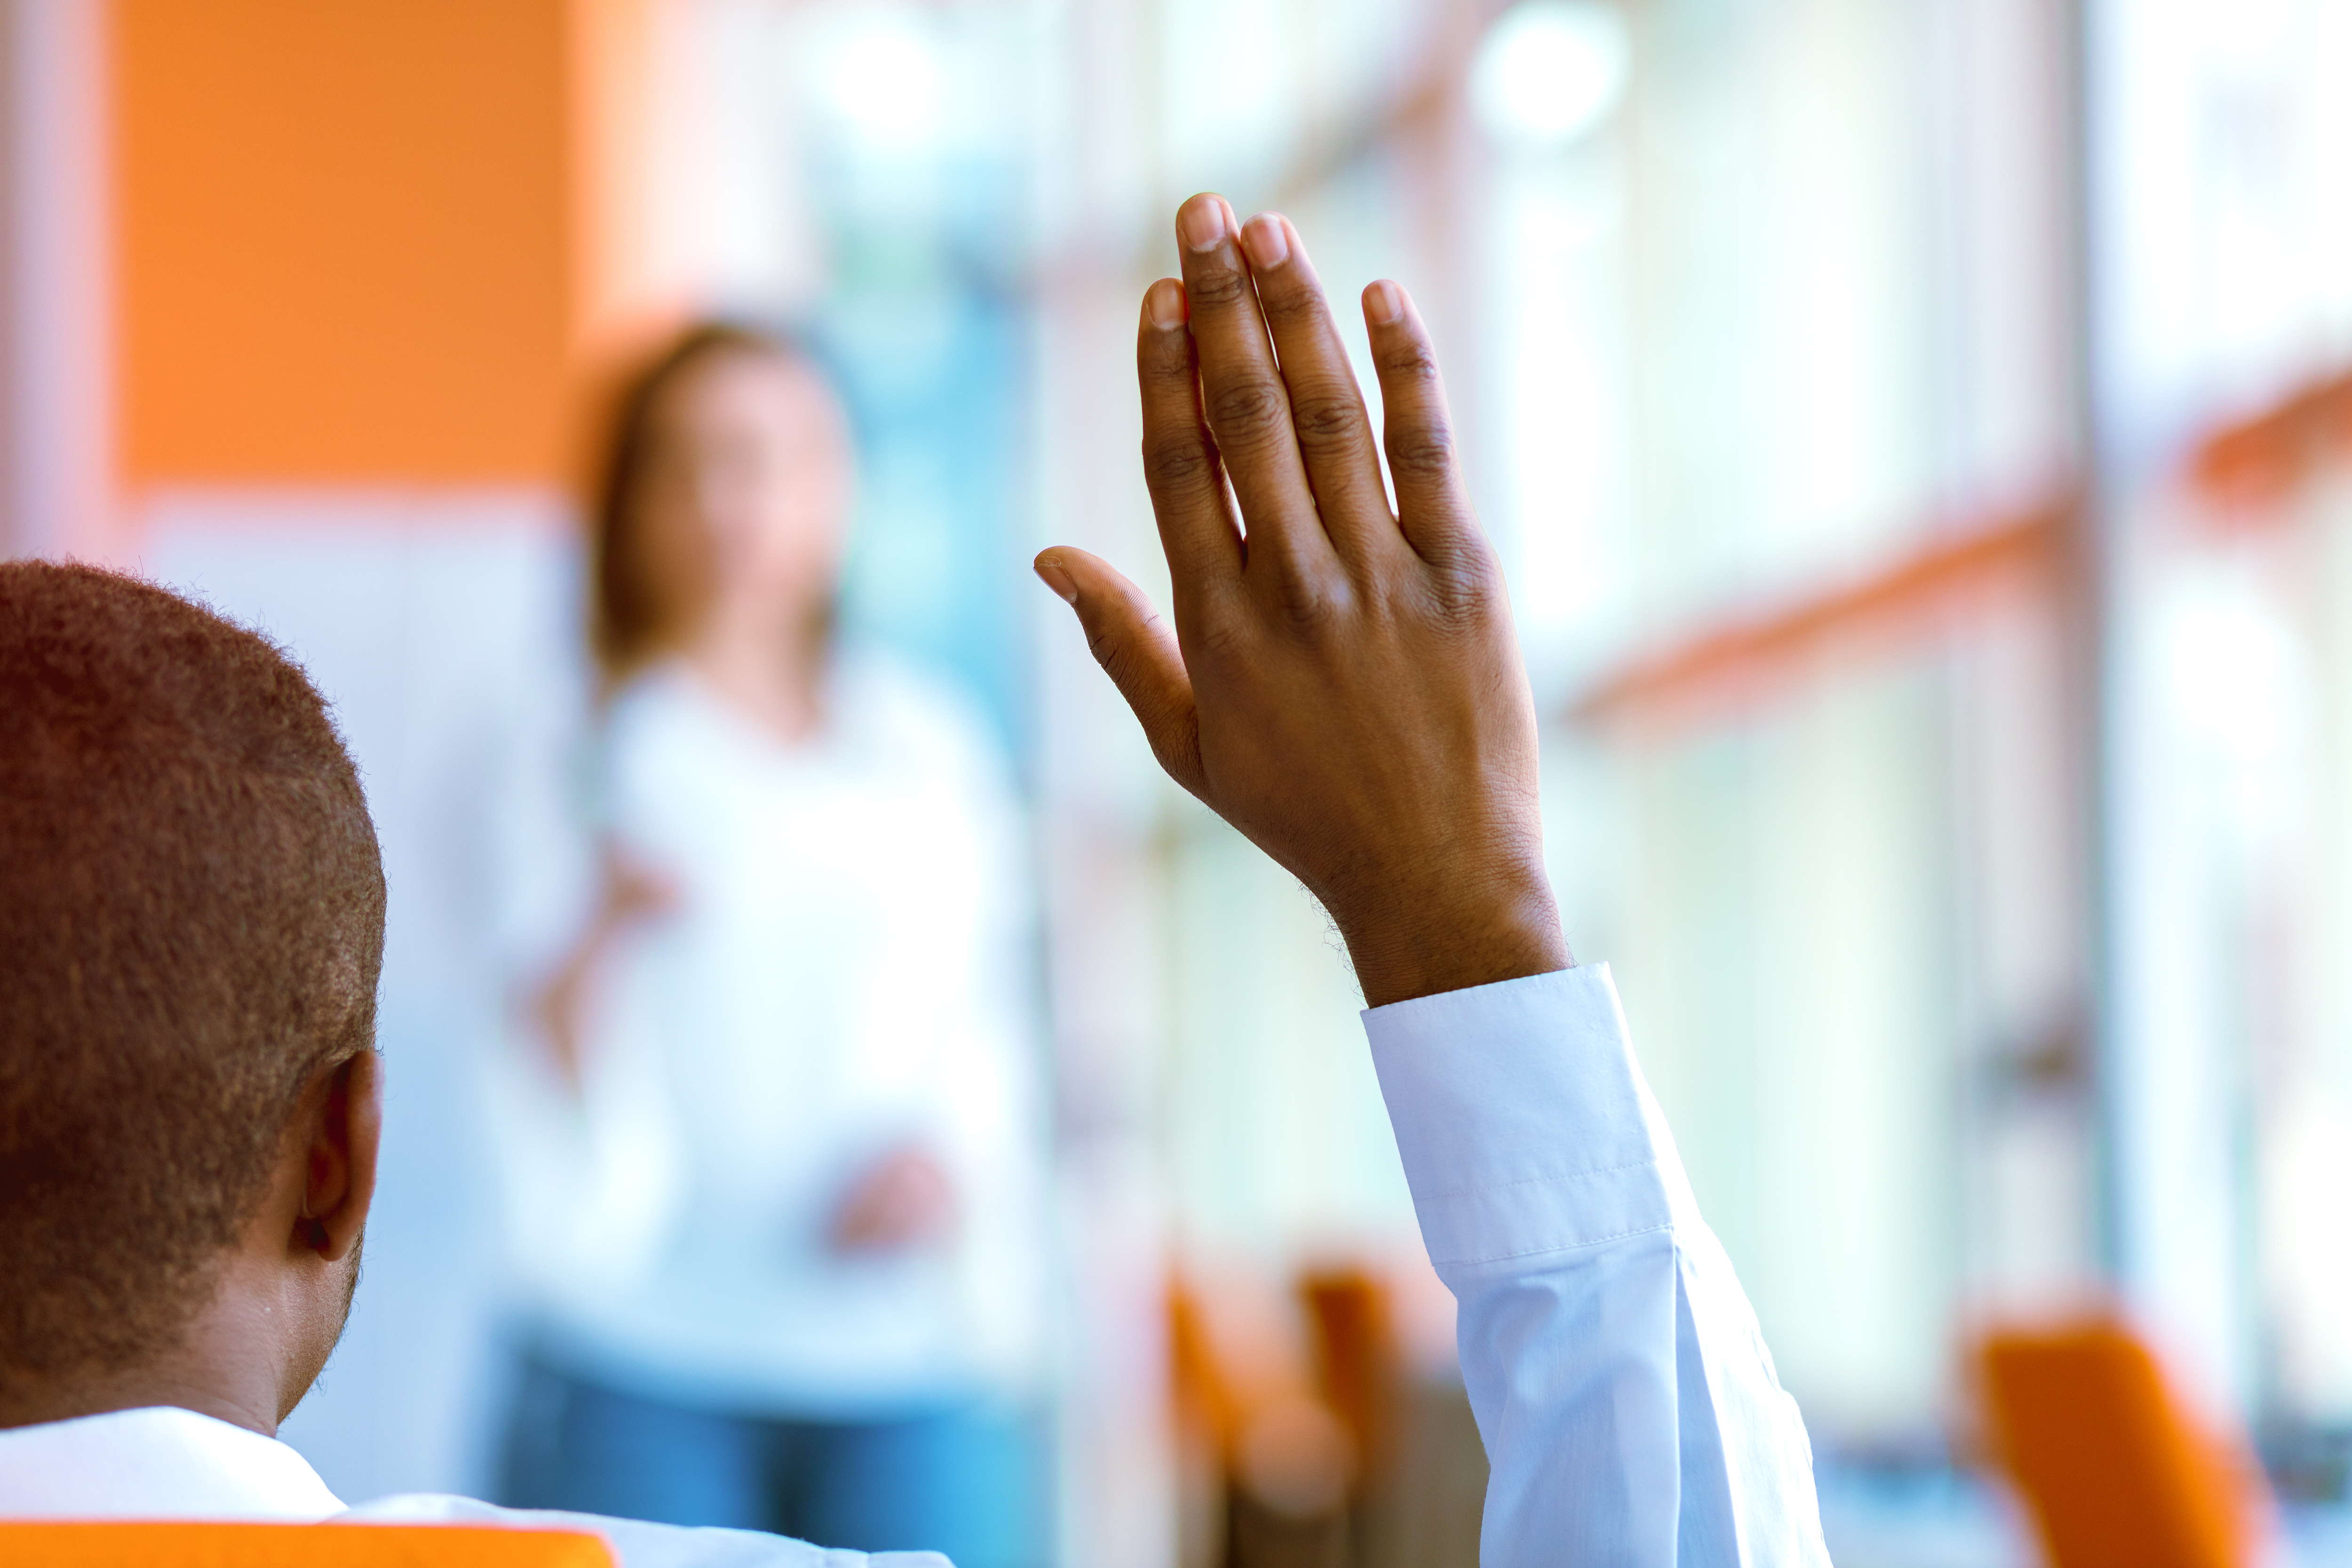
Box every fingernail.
[1145,278,1186,329]
[1034,554,1079,605]
[1241,213,1289,270]
[1366,280,1404,326]
[1179,195,1227,253]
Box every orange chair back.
[1977,1319,2266,1568]
[0,1523,614,1567]
[1298,1266,1400,1479]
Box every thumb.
[1035,548,1205,798]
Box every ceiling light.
[1470,1,1630,151]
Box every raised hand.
[1034,193,1570,1009]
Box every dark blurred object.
[1360,1377,1486,1568]
[1982,1005,2092,1103]
[1170,1265,1486,1568]
[1976,1318,2271,1568]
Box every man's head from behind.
[0,562,386,1433]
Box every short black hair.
[0,561,386,1376]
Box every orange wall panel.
[115,0,579,484]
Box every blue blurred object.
[501,1351,1047,1568]
[1812,1454,2029,1568]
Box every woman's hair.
[588,321,818,684]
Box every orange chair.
[1297,1266,1401,1488]
[0,1522,614,1567]
[1168,1268,1358,1512]
[1976,1318,2270,1568]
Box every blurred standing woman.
[498,325,1047,1566]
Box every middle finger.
[1175,192,1331,580]
[1236,212,1395,562]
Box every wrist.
[1331,862,1572,1010]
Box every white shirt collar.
[0,1406,344,1520]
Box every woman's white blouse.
[500,654,1046,1417]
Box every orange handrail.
[2189,367,2352,516]
[1571,497,2067,730]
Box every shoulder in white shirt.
[0,1407,945,1568]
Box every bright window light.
[1470,0,1630,150]
[813,5,947,156]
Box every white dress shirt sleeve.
[1364,964,1831,1568]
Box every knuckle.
[1455,542,1502,595]
[1414,541,1500,626]
[1257,284,1322,329]
[1140,342,1195,385]
[1084,622,1121,670]
[1386,422,1458,482]
[1289,389,1367,452]
[1438,567,1496,627]
[1185,265,1251,310]
[1262,568,1343,637]
[1207,380,1290,447]
[1376,337,1441,384]
[1142,433,1214,493]
[1086,623,1147,691]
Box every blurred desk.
[1818,1463,2352,1568]
[1814,1463,2030,1568]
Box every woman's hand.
[1034,195,1569,1009]
[828,1145,959,1256]
[530,844,680,1087]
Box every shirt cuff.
[1362,964,1699,1274]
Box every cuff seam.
[1429,1217,1679,1270]
[1414,1154,1661,1205]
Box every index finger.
[1136,276,1246,604]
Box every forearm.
[1451,1222,1827,1566]
[527,906,636,1083]
[1366,967,1830,1568]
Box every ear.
[297,1050,382,1263]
